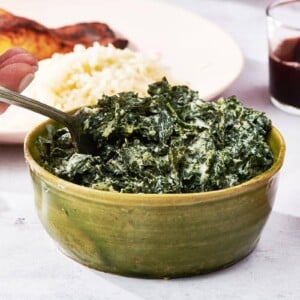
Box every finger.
[0,52,38,69]
[0,47,28,65]
[0,62,36,92]
[0,103,9,114]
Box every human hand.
[0,48,38,113]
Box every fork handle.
[0,86,74,127]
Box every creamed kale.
[37,78,273,193]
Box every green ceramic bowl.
[24,120,285,278]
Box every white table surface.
[1,0,300,299]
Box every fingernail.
[18,73,34,92]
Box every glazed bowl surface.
[24,120,285,278]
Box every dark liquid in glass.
[269,37,300,108]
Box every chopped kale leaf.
[37,78,273,193]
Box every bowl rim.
[24,120,285,207]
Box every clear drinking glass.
[267,0,300,115]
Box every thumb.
[0,64,36,113]
[0,48,38,113]
[0,62,36,92]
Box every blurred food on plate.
[23,43,176,110]
[0,8,128,60]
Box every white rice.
[23,43,174,110]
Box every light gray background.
[1,1,300,299]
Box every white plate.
[0,0,243,143]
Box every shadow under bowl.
[24,120,285,278]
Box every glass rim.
[266,0,300,31]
